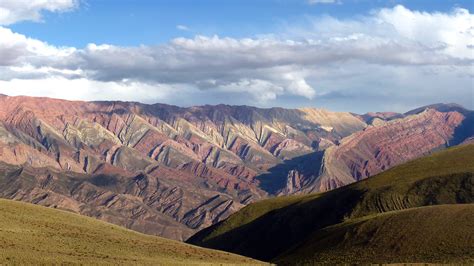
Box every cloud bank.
[0,0,78,25]
[0,4,472,112]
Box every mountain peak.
[405,103,468,115]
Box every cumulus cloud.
[0,0,78,25]
[0,5,472,111]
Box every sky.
[0,0,473,113]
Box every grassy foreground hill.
[188,144,474,263]
[0,199,264,265]
[276,204,474,264]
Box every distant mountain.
[404,103,470,115]
[188,144,474,263]
[0,199,262,265]
[0,94,472,240]
[306,108,469,192]
[357,111,404,124]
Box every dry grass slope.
[188,144,474,262]
[0,199,264,265]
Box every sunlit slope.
[276,204,474,264]
[0,199,264,265]
[188,144,474,261]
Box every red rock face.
[0,95,470,240]
[0,95,367,240]
[308,109,468,192]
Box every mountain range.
[0,94,472,240]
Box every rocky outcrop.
[283,170,303,194]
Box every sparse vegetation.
[0,199,264,265]
[276,204,474,264]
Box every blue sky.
[0,0,472,113]
[10,0,474,47]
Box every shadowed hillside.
[188,144,474,262]
[0,199,264,265]
[276,204,474,264]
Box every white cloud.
[0,0,78,25]
[0,5,472,111]
[176,25,190,31]
[0,26,75,67]
[0,77,175,103]
[376,5,474,60]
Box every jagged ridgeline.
[0,94,472,240]
[188,144,474,263]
